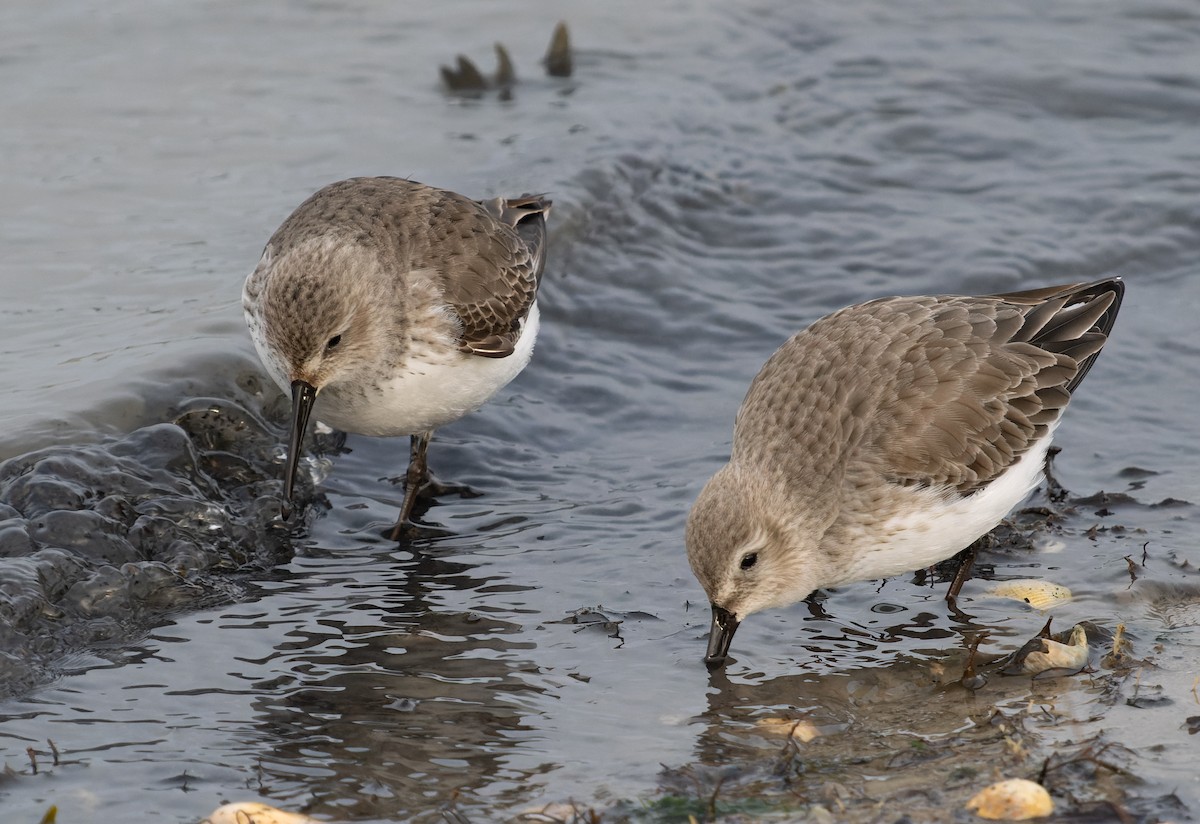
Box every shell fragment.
[966,778,1054,820]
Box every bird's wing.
[872,279,1123,494]
[429,191,551,358]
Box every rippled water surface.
[2,0,1199,821]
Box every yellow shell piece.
[966,778,1054,820]
[203,802,323,824]
[1101,622,1133,669]
[754,717,821,742]
[985,579,1072,609]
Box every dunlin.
[686,278,1124,668]
[243,177,550,539]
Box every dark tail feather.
[492,193,551,284]
[1000,277,1125,393]
[1058,279,1123,392]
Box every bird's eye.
[326,334,343,350]
[740,552,758,571]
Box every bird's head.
[245,238,394,512]
[685,464,822,669]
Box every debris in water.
[440,54,488,92]
[494,43,515,90]
[1100,622,1133,669]
[753,717,821,742]
[517,801,598,822]
[1002,620,1089,677]
[441,23,570,96]
[985,579,1071,609]
[544,21,573,77]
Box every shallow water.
[2,0,1199,821]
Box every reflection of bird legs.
[804,592,830,620]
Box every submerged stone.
[0,390,322,697]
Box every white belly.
[316,303,540,437]
[836,423,1057,585]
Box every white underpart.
[247,329,292,407]
[837,421,1059,585]
[319,302,540,437]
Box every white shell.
[1019,624,1089,675]
[985,579,1072,609]
[202,802,323,824]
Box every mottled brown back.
[268,177,550,359]
[733,279,1123,497]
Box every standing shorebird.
[243,177,550,539]
[686,278,1124,668]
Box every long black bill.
[704,604,740,669]
[281,380,318,518]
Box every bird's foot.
[384,518,454,543]
[382,471,481,542]
[383,473,483,502]
[420,474,483,500]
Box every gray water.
[2,0,1199,821]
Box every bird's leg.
[1042,445,1068,503]
[390,432,432,540]
[945,542,979,604]
[960,632,988,690]
[387,431,488,540]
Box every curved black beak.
[704,604,739,669]
[282,379,318,518]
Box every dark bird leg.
[945,542,979,604]
[390,431,433,540]
[388,432,485,540]
[960,632,988,690]
[1042,445,1068,503]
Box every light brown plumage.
[242,176,551,536]
[259,177,547,359]
[688,278,1124,668]
[735,279,1120,497]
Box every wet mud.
[0,371,333,696]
